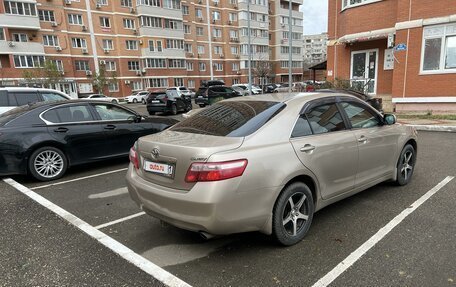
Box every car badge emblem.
[151,148,160,158]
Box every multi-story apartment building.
[0,0,303,98]
[327,0,456,112]
[303,32,328,66]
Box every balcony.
[240,52,269,61]
[238,19,268,29]
[0,41,44,55]
[136,5,182,19]
[141,48,185,58]
[139,27,184,38]
[0,14,40,30]
[239,36,269,46]
[278,8,303,18]
[237,2,268,13]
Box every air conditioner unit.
[100,60,106,65]
[198,17,203,22]
[213,37,217,41]
[212,19,216,24]
[135,70,141,76]
[96,3,101,9]
[228,20,232,25]
[141,68,146,74]
[104,49,109,54]
[214,1,218,6]
[281,23,286,27]
[197,53,201,57]
[236,71,241,75]
[85,70,92,76]
[51,21,58,27]
[65,0,71,5]
[8,41,15,47]
[82,48,88,54]
[219,54,224,58]
[130,7,136,14]
[133,29,138,35]
[55,46,62,51]
[124,80,131,85]
[82,25,87,31]
[60,71,65,75]
[189,53,194,57]
[139,40,143,45]
[235,55,240,59]
[198,0,202,3]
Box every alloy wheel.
[400,150,414,181]
[282,192,310,236]
[33,150,64,179]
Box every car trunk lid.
[136,130,243,191]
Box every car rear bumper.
[147,105,170,113]
[194,97,208,105]
[0,151,27,177]
[126,165,271,235]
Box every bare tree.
[252,53,273,90]
[22,60,63,87]
[91,63,118,94]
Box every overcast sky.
[300,0,328,35]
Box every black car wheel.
[148,111,155,115]
[272,182,314,246]
[28,146,68,181]
[171,104,177,115]
[184,102,192,112]
[133,98,138,103]
[396,144,416,186]
[199,104,206,108]
[141,99,146,104]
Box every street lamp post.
[247,0,252,96]
[288,0,293,93]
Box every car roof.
[0,87,71,98]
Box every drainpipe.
[206,0,214,80]
[247,0,252,95]
[288,0,292,92]
[84,0,99,74]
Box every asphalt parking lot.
[1,127,456,286]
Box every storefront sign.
[78,83,93,94]
[384,48,394,70]
[395,43,407,51]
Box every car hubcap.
[401,151,413,181]
[282,192,309,236]
[34,150,64,178]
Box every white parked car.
[233,84,262,95]
[0,87,72,115]
[81,94,120,103]
[124,91,149,104]
[166,86,192,97]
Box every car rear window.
[170,101,285,137]
[0,104,35,126]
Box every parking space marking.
[4,178,191,287]
[89,187,128,199]
[95,212,146,230]
[312,176,454,287]
[31,168,128,190]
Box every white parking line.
[4,178,191,287]
[95,212,146,230]
[89,187,129,199]
[312,176,454,287]
[32,168,128,190]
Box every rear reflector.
[185,159,248,182]
[129,143,139,170]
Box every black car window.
[340,102,381,129]
[291,115,313,138]
[0,91,8,106]
[43,105,94,123]
[13,92,40,106]
[41,92,68,102]
[223,87,234,93]
[170,101,285,137]
[94,104,135,121]
[305,103,346,134]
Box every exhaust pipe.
[199,231,215,240]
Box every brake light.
[129,143,139,170]
[185,159,248,183]
[162,96,169,103]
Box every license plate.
[143,160,174,176]
[198,96,203,98]
[151,100,160,103]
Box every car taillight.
[129,142,139,170]
[185,159,248,183]
[163,96,169,103]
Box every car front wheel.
[396,144,416,186]
[272,182,314,246]
[28,146,68,181]
[170,104,177,115]
[133,98,138,103]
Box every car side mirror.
[384,114,396,125]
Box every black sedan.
[0,100,178,181]
[146,90,192,115]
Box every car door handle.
[53,127,68,133]
[358,136,368,143]
[104,124,116,130]
[300,144,316,153]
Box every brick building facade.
[0,0,304,98]
[327,0,456,112]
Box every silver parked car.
[126,93,418,246]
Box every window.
[140,16,162,28]
[121,0,132,7]
[197,45,205,54]
[166,39,184,49]
[71,38,87,48]
[123,18,135,29]
[132,81,142,91]
[74,60,90,71]
[230,30,238,39]
[231,46,239,55]
[195,8,203,19]
[164,19,183,30]
[49,59,64,72]
[145,58,166,68]
[138,0,160,6]
[342,0,380,10]
[184,43,192,53]
[102,39,114,50]
[13,55,45,68]
[182,5,189,15]
[38,10,55,22]
[43,105,94,123]
[4,1,36,16]
[186,62,193,71]
[213,28,222,38]
[12,33,28,42]
[128,61,140,71]
[68,14,83,25]
[147,78,168,88]
[94,104,135,121]
[340,102,380,129]
[422,24,456,73]
[0,28,4,41]
[168,59,186,68]
[305,103,346,135]
[212,11,221,21]
[163,0,180,9]
[184,24,191,34]
[291,115,313,138]
[43,35,59,47]
[108,82,119,92]
[214,46,222,54]
[232,62,239,71]
[126,40,138,50]
[100,17,111,28]
[196,26,204,36]
[188,80,195,88]
[229,13,237,22]
[199,62,206,71]
[105,61,116,71]
[98,0,108,5]
[174,78,184,86]
[214,63,223,71]
[149,40,155,52]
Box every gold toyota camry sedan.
[126,92,418,246]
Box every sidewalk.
[397,116,456,132]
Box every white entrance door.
[350,49,378,95]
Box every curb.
[404,124,456,133]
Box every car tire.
[148,111,155,115]
[141,99,146,105]
[184,103,192,112]
[28,146,68,182]
[274,90,279,93]
[111,100,117,104]
[199,104,206,108]
[171,104,177,115]
[395,144,416,186]
[133,98,138,103]
[272,182,314,246]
